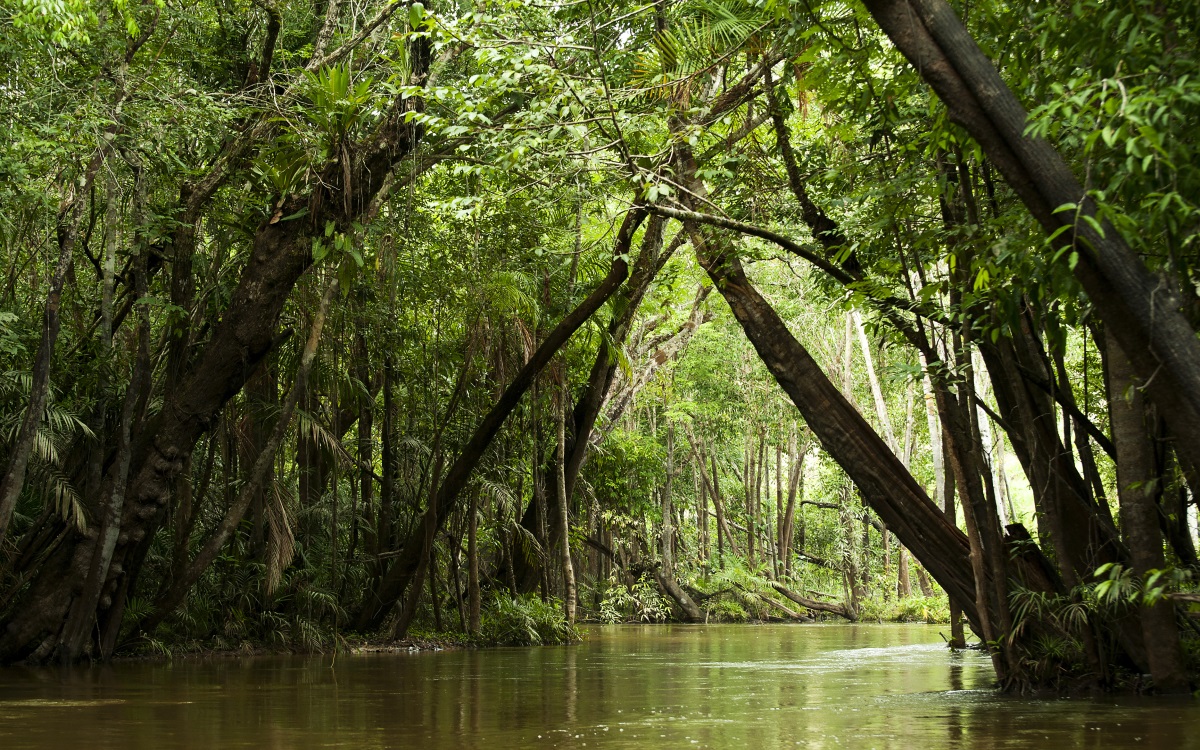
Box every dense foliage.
[0,0,1197,692]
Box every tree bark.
[862,0,1200,491]
[555,383,576,624]
[1106,331,1190,693]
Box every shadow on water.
[0,623,1195,749]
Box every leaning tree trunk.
[861,0,1200,492]
[673,212,980,634]
[353,209,647,632]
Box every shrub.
[598,574,671,623]
[479,593,580,646]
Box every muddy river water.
[0,623,1195,748]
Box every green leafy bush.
[599,574,672,623]
[857,595,950,624]
[479,593,580,646]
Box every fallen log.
[771,582,856,621]
[741,586,814,622]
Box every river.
[0,623,1194,748]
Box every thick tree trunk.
[1106,332,1190,693]
[131,278,339,639]
[862,0,1200,489]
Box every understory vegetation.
[1,0,1198,694]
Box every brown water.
[0,624,1195,749]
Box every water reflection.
[0,624,1195,749]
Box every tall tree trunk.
[854,311,899,453]
[696,459,710,565]
[743,433,755,564]
[1106,331,1190,693]
[555,382,576,625]
[774,436,783,578]
[780,430,805,578]
[356,323,376,557]
[661,425,675,580]
[378,358,396,562]
[467,486,481,636]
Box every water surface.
[0,624,1195,748]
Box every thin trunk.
[854,311,898,452]
[922,371,946,509]
[696,460,709,565]
[447,529,466,633]
[744,434,755,564]
[355,210,647,631]
[781,431,805,577]
[661,425,675,579]
[468,486,480,636]
[777,432,787,573]
[533,382,549,602]
[429,553,444,632]
[942,421,966,648]
[555,383,576,625]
